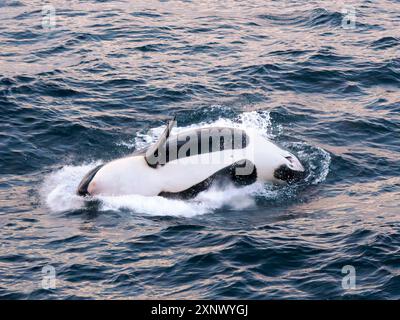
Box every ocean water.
[0,0,399,299]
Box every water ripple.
[0,0,399,299]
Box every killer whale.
[77,118,305,198]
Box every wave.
[258,8,342,29]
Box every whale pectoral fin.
[227,159,257,186]
[158,159,257,200]
[77,164,104,196]
[159,176,214,200]
[144,116,176,168]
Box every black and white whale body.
[77,119,305,199]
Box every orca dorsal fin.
[145,116,176,168]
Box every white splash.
[289,141,331,185]
[43,162,101,212]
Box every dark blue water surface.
[0,1,399,299]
